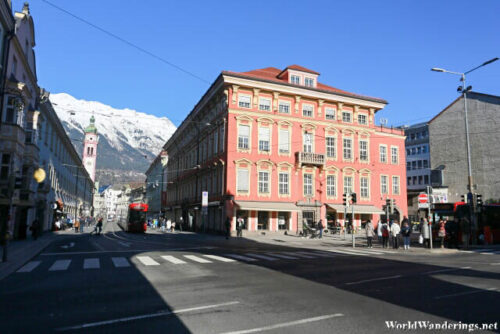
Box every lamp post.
[431,57,498,245]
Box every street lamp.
[431,57,498,244]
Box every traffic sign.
[202,191,208,207]
[418,193,428,204]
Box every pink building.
[163,65,407,233]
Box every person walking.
[236,217,244,238]
[438,219,446,248]
[391,221,401,249]
[365,220,374,248]
[171,221,176,233]
[166,219,171,233]
[317,219,324,239]
[79,216,84,233]
[225,217,231,239]
[74,219,80,233]
[381,221,390,248]
[422,218,430,248]
[376,220,382,243]
[401,221,411,250]
[96,217,103,235]
[30,219,40,240]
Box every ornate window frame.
[256,159,273,198]
[277,120,292,157]
[235,158,252,196]
[277,161,293,198]
[235,115,253,153]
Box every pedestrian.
[401,221,411,250]
[171,221,176,233]
[381,221,390,248]
[30,219,40,240]
[74,219,80,233]
[166,219,171,233]
[236,217,244,238]
[438,219,446,248]
[179,217,184,231]
[391,221,401,249]
[376,220,382,243]
[96,217,103,235]
[317,219,324,239]
[225,217,231,239]
[79,216,84,233]
[422,218,430,248]
[365,220,374,248]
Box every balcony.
[296,152,325,167]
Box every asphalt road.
[1,221,499,333]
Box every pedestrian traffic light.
[476,194,483,207]
[461,194,466,203]
[351,192,357,203]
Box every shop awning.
[326,203,385,214]
[235,201,300,212]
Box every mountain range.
[50,93,177,185]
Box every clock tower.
[82,115,98,182]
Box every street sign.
[418,203,429,209]
[418,193,428,204]
[202,191,208,207]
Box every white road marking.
[56,301,240,331]
[223,254,258,262]
[423,268,464,275]
[435,288,497,300]
[49,260,71,271]
[111,257,130,267]
[17,261,41,273]
[83,258,100,269]
[480,252,495,255]
[183,255,212,263]
[245,253,278,261]
[345,275,402,285]
[490,263,500,266]
[161,255,187,264]
[203,255,235,262]
[327,249,384,256]
[137,256,160,266]
[220,313,344,334]
[286,252,315,259]
[41,246,216,256]
[305,251,339,258]
[265,253,299,260]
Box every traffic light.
[476,194,483,207]
[386,198,391,207]
[14,177,23,189]
[461,194,466,203]
[351,193,357,203]
[343,193,350,207]
[343,193,347,205]
[390,199,396,214]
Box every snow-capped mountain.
[50,93,177,184]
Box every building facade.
[38,93,93,230]
[82,115,98,182]
[429,92,500,203]
[144,150,167,219]
[163,65,408,233]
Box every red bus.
[119,203,148,233]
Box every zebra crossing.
[15,248,389,274]
[461,248,500,255]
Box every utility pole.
[74,167,80,220]
[427,185,433,249]
[351,193,357,248]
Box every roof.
[222,65,387,104]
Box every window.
[326,137,336,158]
[406,162,411,170]
[359,140,368,161]
[326,175,336,197]
[417,146,421,154]
[258,127,270,152]
[342,111,352,123]
[423,160,429,168]
[417,160,422,169]
[407,177,411,185]
[418,175,423,185]
[238,125,250,150]
[410,133,415,140]
[391,147,399,164]
[0,154,10,180]
[358,114,367,125]
[411,147,416,155]
[343,138,352,160]
[422,130,427,137]
[279,129,290,153]
[278,101,290,114]
[303,132,313,153]
[380,145,387,163]
[343,176,353,195]
[237,169,249,192]
[412,176,417,185]
[303,174,313,196]
[302,104,313,117]
[258,171,270,194]
[238,95,251,108]
[360,177,369,198]
[392,176,400,195]
[291,75,300,85]
[259,98,271,111]
[279,173,289,195]
[406,149,410,156]
[411,161,416,170]
[422,145,427,154]
[424,175,429,184]
[325,108,336,120]
[305,77,314,87]
[381,175,388,194]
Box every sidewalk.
[0,229,75,281]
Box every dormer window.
[305,78,314,87]
[291,75,300,85]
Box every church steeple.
[82,114,98,182]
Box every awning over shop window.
[235,201,300,212]
[326,203,385,214]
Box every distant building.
[429,92,500,203]
[144,150,167,219]
[82,115,98,182]
[162,65,408,233]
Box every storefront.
[325,204,385,229]
[234,201,299,232]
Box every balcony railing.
[296,152,325,167]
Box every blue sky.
[17,0,500,127]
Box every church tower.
[82,115,98,182]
